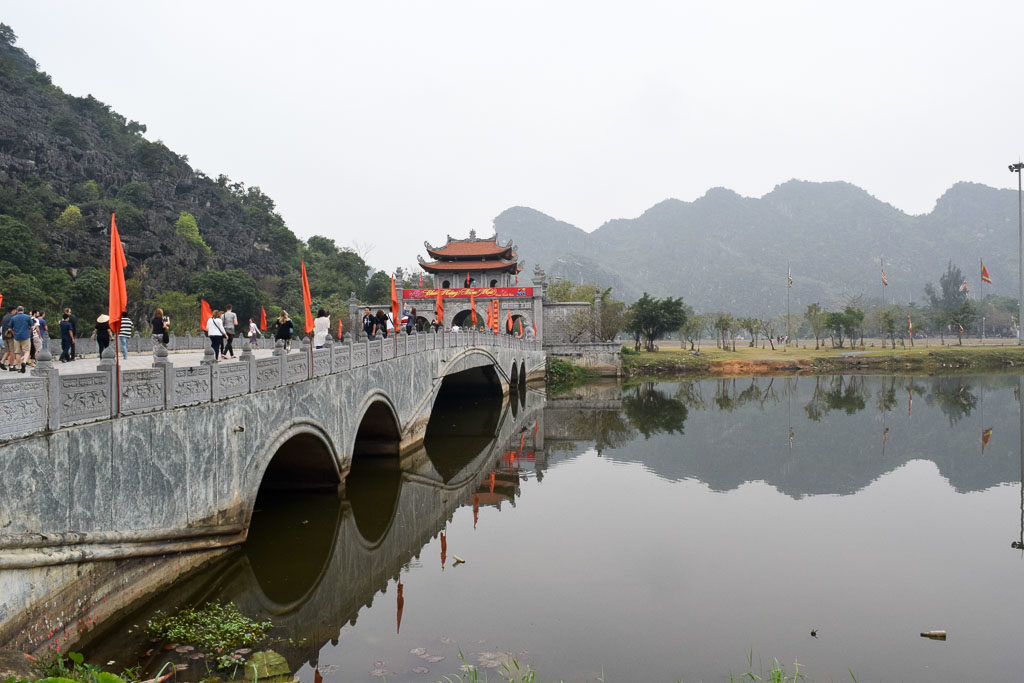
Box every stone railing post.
[31,346,60,430]
[97,345,117,419]
[239,342,256,392]
[184,331,192,351]
[152,344,174,409]
[168,332,177,352]
[347,340,354,370]
[324,336,334,373]
[200,344,216,367]
[301,336,312,378]
[273,339,287,379]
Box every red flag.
[981,261,992,284]
[200,299,212,331]
[435,287,444,326]
[260,306,267,331]
[0,293,3,309]
[470,293,477,327]
[492,300,499,333]
[908,313,913,340]
[337,319,343,339]
[301,259,314,335]
[982,427,993,453]
[517,317,523,337]
[533,420,538,437]
[108,214,128,333]
[486,299,493,329]
[506,312,513,332]
[390,276,400,331]
[465,272,470,287]
[881,270,888,287]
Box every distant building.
[418,229,522,289]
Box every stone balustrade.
[0,331,540,442]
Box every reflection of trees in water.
[925,377,978,425]
[876,376,898,413]
[551,410,634,453]
[804,375,869,421]
[622,382,688,438]
[711,377,780,412]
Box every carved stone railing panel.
[352,343,367,368]
[369,340,382,364]
[59,373,112,426]
[120,369,165,415]
[174,366,211,407]
[213,362,250,401]
[120,368,164,417]
[285,353,308,384]
[254,357,282,391]
[332,343,350,372]
[382,340,394,361]
[0,377,48,440]
[312,348,331,377]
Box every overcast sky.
[4,1,1023,273]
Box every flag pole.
[786,262,791,346]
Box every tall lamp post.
[1012,162,1024,345]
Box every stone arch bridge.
[0,331,545,570]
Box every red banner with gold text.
[403,286,533,299]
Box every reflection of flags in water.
[981,261,992,284]
[982,427,993,453]
[881,270,888,286]
[908,313,913,340]
[908,387,913,416]
[883,427,889,445]
[788,266,793,287]
[958,323,965,335]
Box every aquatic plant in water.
[145,602,272,653]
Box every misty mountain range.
[495,180,1019,315]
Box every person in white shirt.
[206,310,227,360]
[313,309,330,349]
[248,318,260,349]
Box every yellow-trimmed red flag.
[301,259,314,335]
[981,261,992,284]
[982,427,993,453]
[108,214,128,333]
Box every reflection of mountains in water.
[81,389,545,678]
[553,375,1023,498]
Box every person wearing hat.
[92,314,111,357]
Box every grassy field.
[622,338,1024,377]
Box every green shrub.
[175,211,210,253]
[55,204,84,231]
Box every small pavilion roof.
[424,232,516,261]
[418,256,519,274]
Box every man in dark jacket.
[64,307,78,360]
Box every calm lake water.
[82,374,1024,682]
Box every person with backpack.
[274,310,294,351]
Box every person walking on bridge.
[64,307,78,360]
[0,305,16,370]
[93,314,111,358]
[274,310,294,351]
[362,307,376,340]
[117,311,134,360]
[207,310,227,360]
[59,312,74,363]
[7,306,32,373]
[222,304,238,358]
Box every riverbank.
[621,342,1024,377]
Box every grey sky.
[4,1,1022,273]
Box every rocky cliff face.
[0,33,298,299]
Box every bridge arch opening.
[348,399,403,544]
[452,308,486,330]
[247,430,343,606]
[510,361,519,388]
[426,365,504,482]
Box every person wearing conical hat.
[93,313,111,358]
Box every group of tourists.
[361,306,426,339]
[1,306,83,372]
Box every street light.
[1011,162,1024,345]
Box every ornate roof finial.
[469,228,477,239]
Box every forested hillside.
[0,25,403,334]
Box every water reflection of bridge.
[79,387,547,675]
